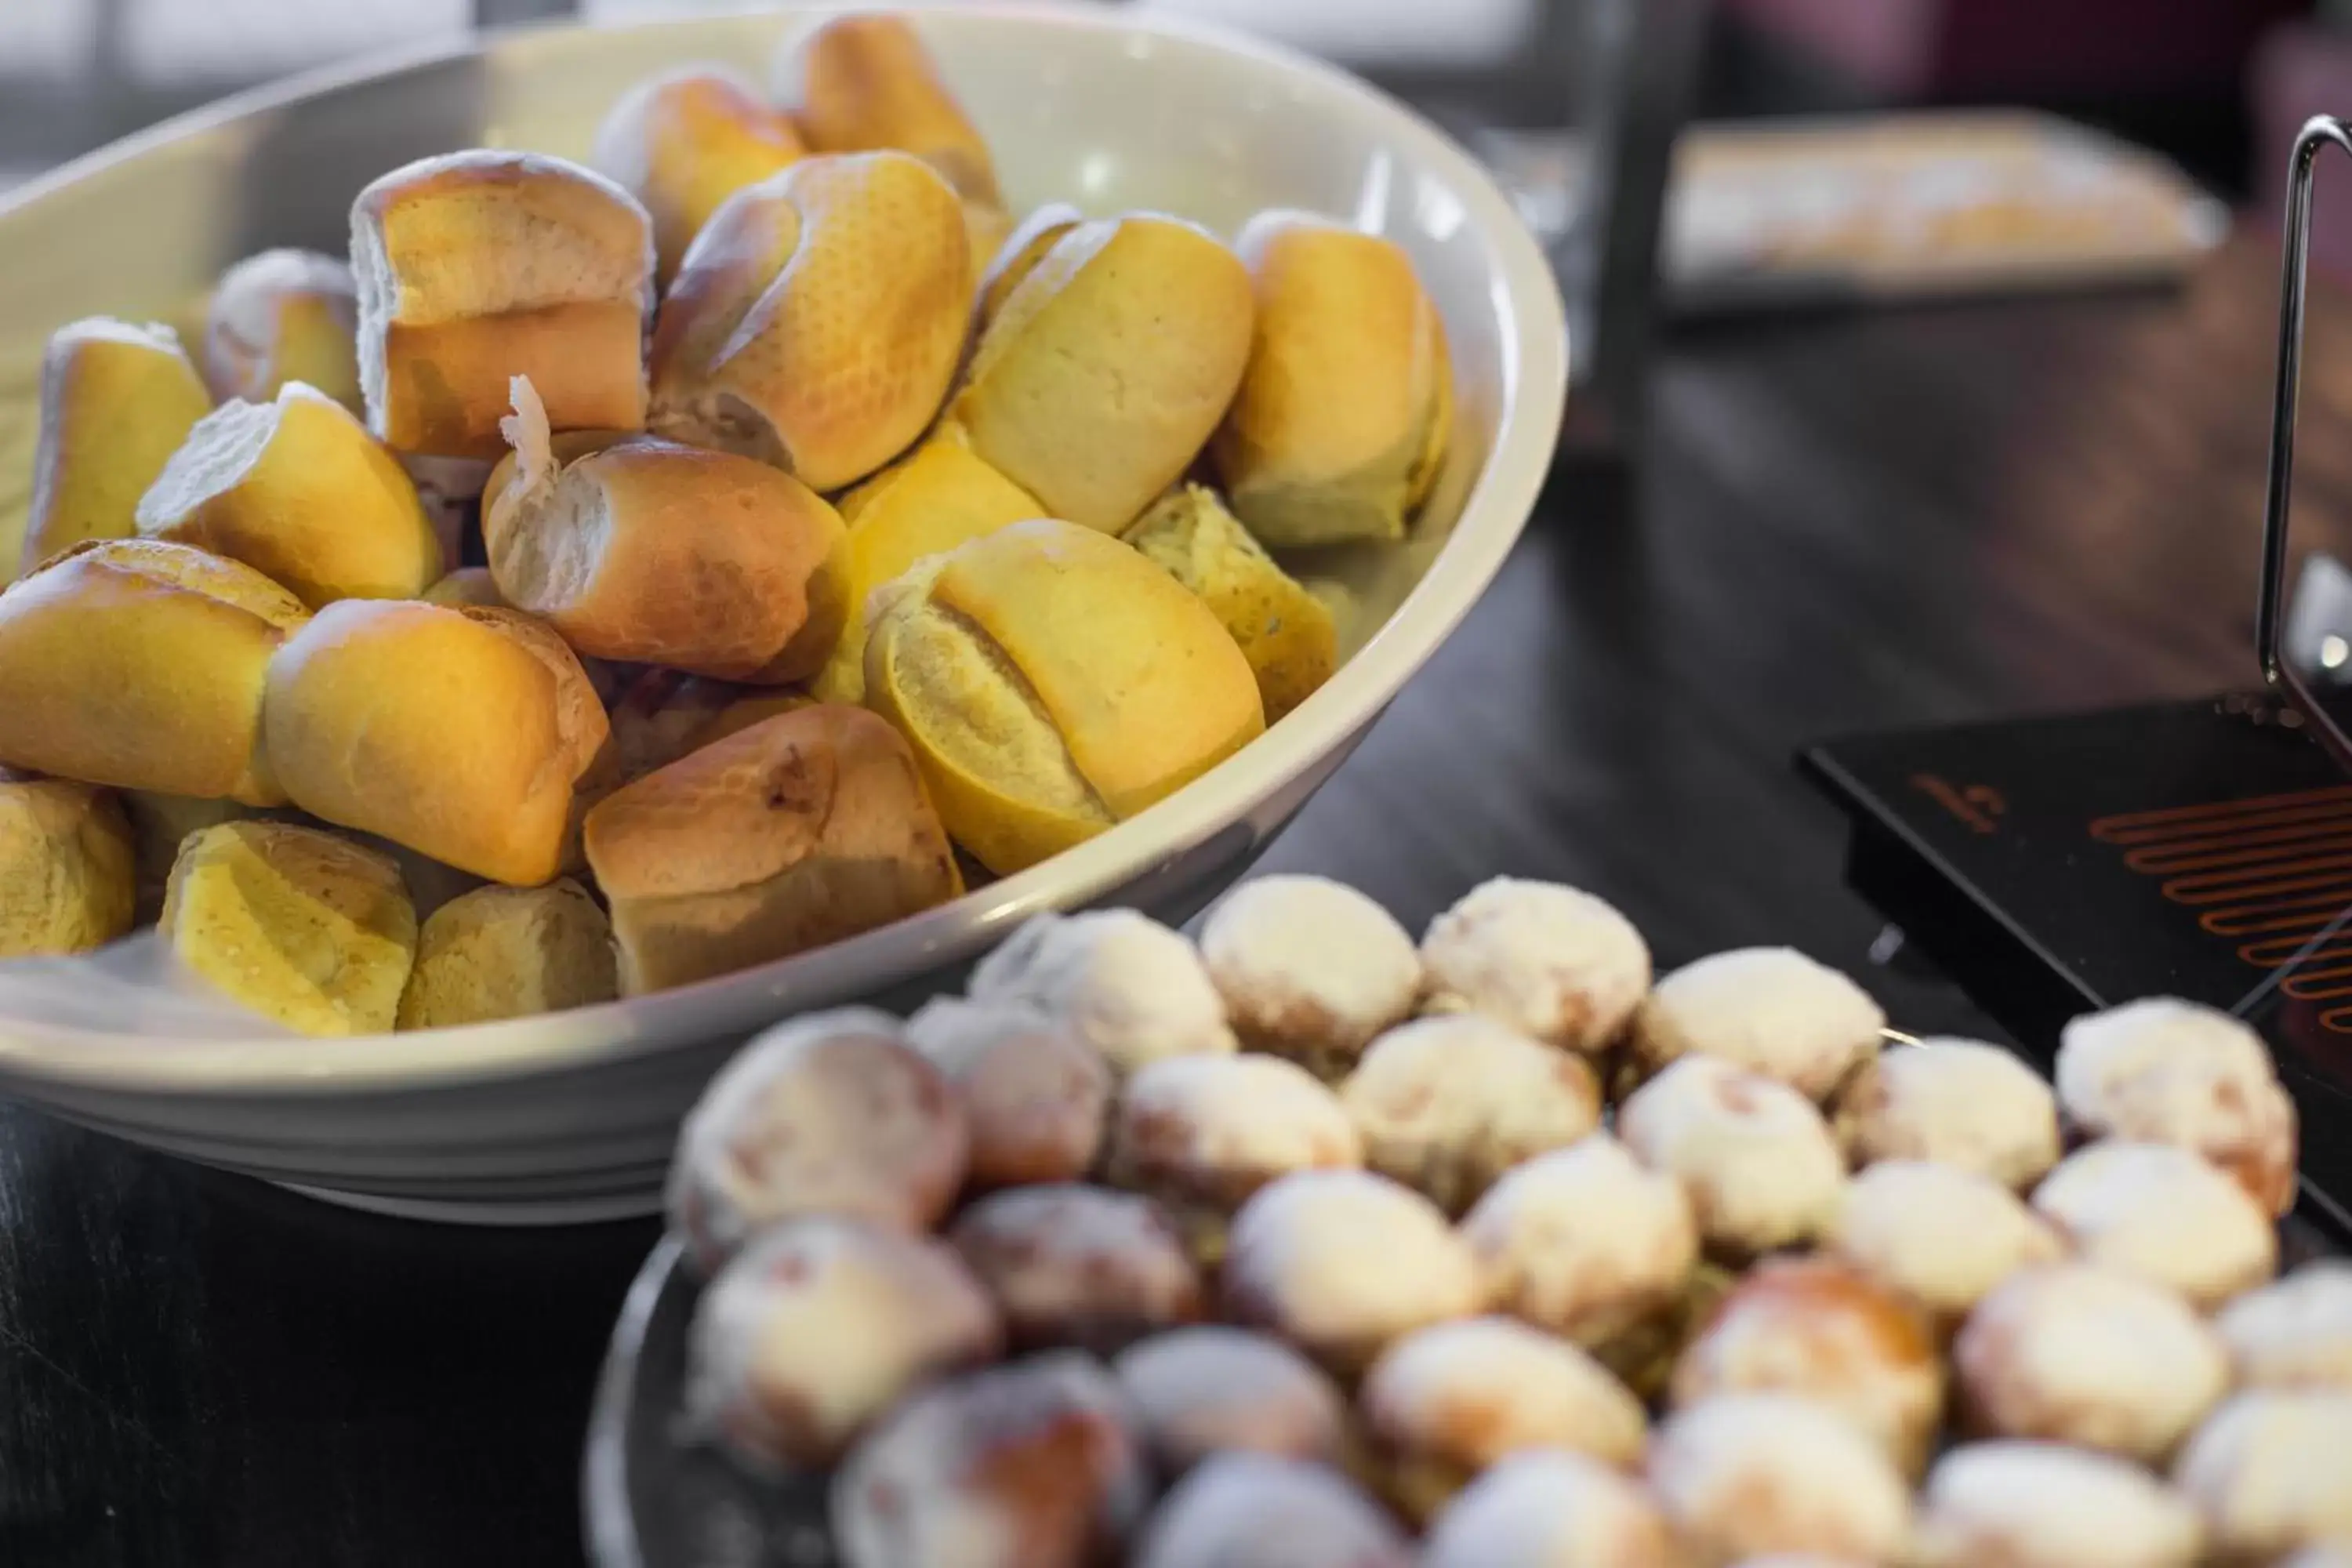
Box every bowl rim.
[0,0,1568,1095]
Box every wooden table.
[0,232,2330,1565]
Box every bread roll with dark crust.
[649,151,968,492]
[19,318,213,577]
[489,377,848,683]
[350,149,654,459]
[0,539,307,804]
[1211,212,1452,547]
[263,598,610,885]
[590,67,804,285]
[950,216,1254,534]
[200,249,361,409]
[0,777,136,956]
[583,703,961,994]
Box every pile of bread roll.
[0,16,1454,1036]
[659,872,2352,1568]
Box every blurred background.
[1,0,2343,222]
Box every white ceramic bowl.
[0,2,1566,1221]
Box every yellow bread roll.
[648,151,969,492]
[136,382,441,607]
[0,540,305,804]
[1125,485,1336,723]
[814,429,1044,705]
[785,13,1002,205]
[1211,212,1453,546]
[863,517,1265,876]
[396,878,619,1029]
[350,149,654,459]
[975,202,1082,327]
[593,67,806,285]
[199,249,362,409]
[161,819,416,1036]
[607,666,817,784]
[19,318,213,577]
[0,777,135,956]
[951,215,1255,533]
[488,377,848,682]
[584,703,961,994]
[263,598,611,885]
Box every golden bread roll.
[583,703,961,993]
[135,382,441,607]
[199,249,362,409]
[607,666,817,784]
[785,13,1002,205]
[976,202,1082,326]
[0,540,305,804]
[263,598,611,885]
[350,149,654,459]
[396,877,619,1029]
[863,517,1265,875]
[1125,485,1337,722]
[648,151,969,492]
[488,376,848,681]
[951,215,1254,533]
[0,777,135,956]
[421,567,504,608]
[479,427,631,557]
[592,67,806,285]
[815,429,1044,704]
[19,319,213,577]
[1210,212,1452,546]
[160,819,416,1036]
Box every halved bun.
[350,149,654,459]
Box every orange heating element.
[2092,784,2352,1033]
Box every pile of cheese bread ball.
[661,873,2352,1568]
[0,15,1451,1035]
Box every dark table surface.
[5,230,2343,1566]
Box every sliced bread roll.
[396,877,619,1029]
[350,149,654,459]
[200,249,362,409]
[584,703,960,994]
[1125,485,1336,723]
[0,777,136,956]
[488,377,848,682]
[263,598,611,885]
[1211,212,1453,546]
[648,151,970,492]
[19,318,213,577]
[863,518,1265,876]
[0,539,307,804]
[591,66,805,285]
[136,382,441,607]
[161,819,416,1036]
[950,215,1254,533]
[815,428,1043,705]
